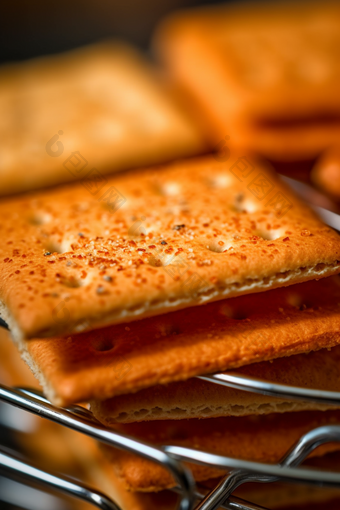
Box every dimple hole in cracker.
[43,239,64,255]
[220,304,248,320]
[208,239,234,253]
[156,181,182,197]
[207,174,232,189]
[286,293,314,311]
[148,253,180,267]
[158,323,181,336]
[128,221,157,238]
[256,229,283,241]
[92,338,115,352]
[44,237,85,255]
[28,212,52,226]
[233,194,259,213]
[166,426,191,441]
[148,255,163,267]
[58,274,84,289]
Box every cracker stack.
[1,5,340,509]
[2,155,340,507]
[154,1,340,162]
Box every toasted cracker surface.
[154,1,340,160]
[102,410,340,491]
[0,41,205,196]
[1,156,340,342]
[14,276,340,406]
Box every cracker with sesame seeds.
[154,1,340,161]
[12,276,340,406]
[0,41,205,196]
[1,155,340,342]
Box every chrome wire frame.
[198,372,340,405]
[1,176,340,510]
[2,384,340,510]
[0,446,121,510]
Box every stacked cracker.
[2,154,340,508]
[2,4,340,509]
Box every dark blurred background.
[0,0,255,63]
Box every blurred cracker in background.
[0,41,206,196]
[312,145,340,201]
[154,1,340,162]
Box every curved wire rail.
[0,447,120,510]
[1,384,340,510]
[198,372,340,405]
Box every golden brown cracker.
[1,156,340,342]
[16,275,340,406]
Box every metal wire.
[2,388,268,510]
[280,175,340,230]
[0,447,267,510]
[198,372,340,405]
[2,384,340,510]
[171,423,340,510]
[0,383,195,510]
[195,487,268,510]
[0,447,121,510]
